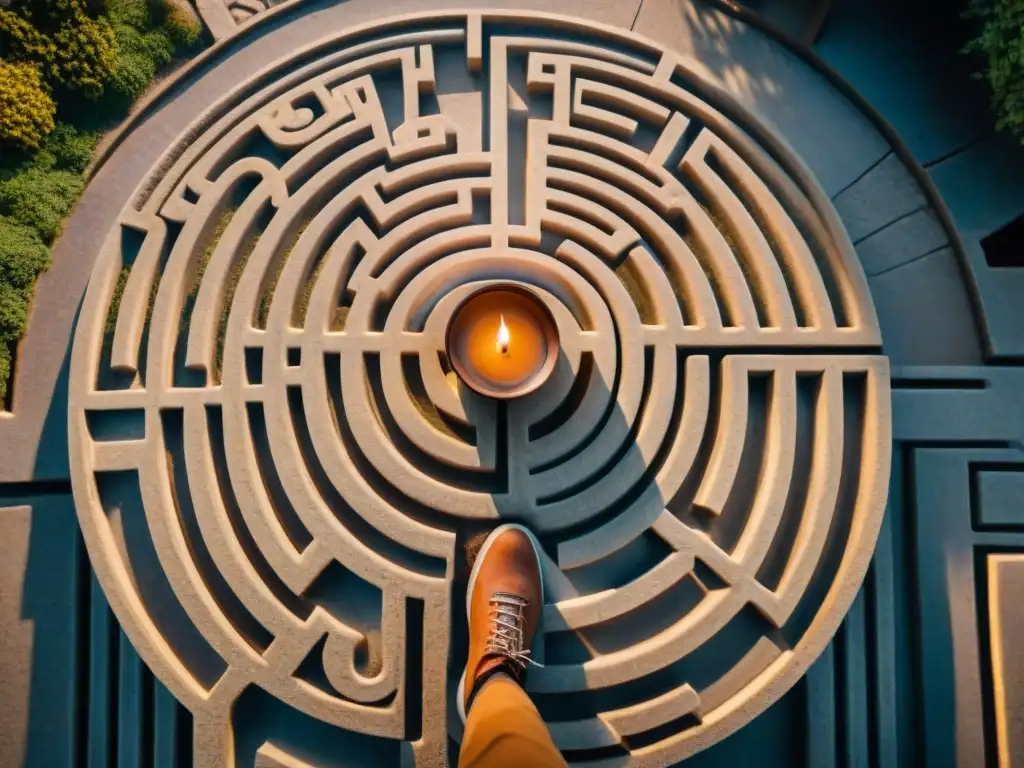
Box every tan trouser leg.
[458,674,568,768]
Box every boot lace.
[485,592,543,670]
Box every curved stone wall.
[67,13,890,765]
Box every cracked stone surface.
[66,11,889,766]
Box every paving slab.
[929,134,1024,358]
[832,153,928,243]
[855,207,947,277]
[867,247,982,365]
[813,0,991,166]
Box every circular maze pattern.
[68,11,892,767]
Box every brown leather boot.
[457,524,544,722]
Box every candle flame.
[496,314,511,354]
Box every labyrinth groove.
[68,12,891,766]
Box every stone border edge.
[703,0,989,359]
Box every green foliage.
[0,0,207,401]
[105,265,130,335]
[966,0,1024,143]
[0,7,50,60]
[0,341,10,405]
[0,0,199,106]
[102,0,193,104]
[0,219,51,289]
[37,123,99,174]
[0,217,50,402]
[165,4,202,49]
[0,0,119,100]
[0,61,56,152]
[51,4,119,99]
[108,21,174,102]
[105,0,152,28]
[0,167,85,243]
[0,283,31,342]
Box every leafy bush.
[0,168,85,242]
[105,0,151,27]
[37,122,99,174]
[0,341,10,404]
[966,0,1024,143]
[0,0,118,100]
[0,219,51,289]
[50,3,120,99]
[0,7,50,60]
[108,21,174,102]
[0,61,56,151]
[100,0,200,105]
[165,3,203,49]
[0,283,31,342]
[0,216,50,402]
[0,0,207,402]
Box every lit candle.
[496,315,510,354]
[446,285,558,399]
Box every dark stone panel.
[677,687,799,767]
[855,208,948,277]
[0,491,191,768]
[890,366,1024,444]
[805,376,1024,768]
[833,153,927,242]
[929,135,1024,358]
[799,401,1024,768]
[929,136,1024,247]
[813,0,990,166]
[975,470,1024,529]
[867,248,982,365]
[906,447,1024,768]
[0,496,79,768]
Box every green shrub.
[102,0,185,104]
[38,123,99,173]
[0,0,208,402]
[105,0,152,27]
[966,0,1024,143]
[165,3,203,49]
[0,61,56,152]
[50,3,120,99]
[0,0,119,100]
[109,22,174,102]
[0,283,31,342]
[0,218,51,289]
[105,265,130,336]
[107,0,200,42]
[0,167,85,242]
[0,8,51,61]
[0,341,10,404]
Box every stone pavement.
[0,1,1022,766]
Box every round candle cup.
[445,285,559,399]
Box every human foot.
[457,524,544,721]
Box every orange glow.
[447,288,553,395]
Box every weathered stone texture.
[65,12,890,765]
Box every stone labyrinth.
[68,11,892,767]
